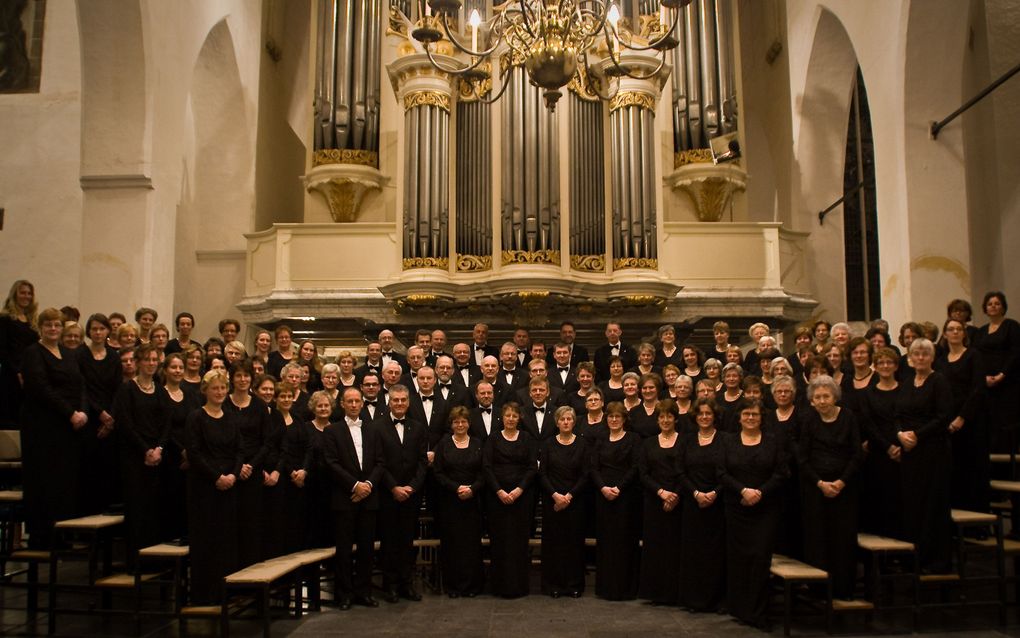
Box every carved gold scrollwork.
[570,254,606,272]
[674,148,714,168]
[500,49,526,71]
[613,257,658,270]
[403,91,451,113]
[387,7,408,37]
[609,91,656,113]
[456,254,492,272]
[676,177,744,222]
[501,250,560,265]
[313,149,379,167]
[567,65,601,102]
[457,63,492,101]
[402,257,449,270]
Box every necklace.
[698,430,715,440]
[136,378,155,392]
[854,370,872,380]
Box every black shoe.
[354,595,379,608]
[550,591,561,599]
[569,590,582,598]
[337,598,352,611]
[464,591,477,598]
[399,587,422,601]
[448,591,460,599]
[382,589,400,604]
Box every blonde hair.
[2,280,38,325]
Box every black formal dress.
[539,435,589,595]
[594,343,637,383]
[974,319,1020,450]
[797,409,863,599]
[655,346,683,370]
[763,406,803,558]
[433,435,485,596]
[160,384,201,542]
[304,423,333,549]
[676,430,727,611]
[590,432,640,600]
[259,406,287,559]
[896,371,954,572]
[186,408,241,604]
[858,384,903,538]
[273,417,314,554]
[638,433,682,604]
[225,396,270,567]
[628,403,660,439]
[483,430,537,598]
[19,343,85,548]
[935,348,988,512]
[376,413,428,594]
[596,381,625,405]
[322,417,385,602]
[719,431,788,628]
[0,314,37,429]
[76,345,122,514]
[266,351,295,380]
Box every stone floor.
[3,563,1020,637]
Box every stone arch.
[793,7,859,320]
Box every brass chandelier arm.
[471,65,515,104]
[422,43,488,75]
[437,10,508,59]
[578,51,622,102]
[607,5,682,53]
[604,36,669,80]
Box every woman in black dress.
[483,402,537,598]
[260,381,294,558]
[578,387,607,438]
[297,339,324,392]
[681,345,705,386]
[719,398,788,629]
[590,402,640,600]
[539,406,589,597]
[799,375,863,600]
[718,363,744,429]
[975,292,1020,454]
[765,375,803,558]
[187,369,241,604]
[0,279,38,429]
[252,330,272,365]
[896,338,954,573]
[567,362,598,416]
[631,342,661,377]
[160,352,201,542]
[113,342,170,560]
[182,345,204,393]
[76,313,122,515]
[638,399,683,605]
[858,347,903,538]
[936,318,988,512]
[628,373,662,438]
[225,360,270,566]
[677,398,726,611]
[266,325,295,379]
[304,391,334,548]
[597,357,626,404]
[19,307,87,548]
[433,407,485,597]
[269,383,309,554]
[655,324,682,370]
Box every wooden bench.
[2,548,50,617]
[949,509,1006,624]
[857,533,918,630]
[770,554,831,636]
[47,513,125,635]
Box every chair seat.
[989,480,1020,494]
[54,514,125,529]
[138,543,190,558]
[951,509,997,525]
[0,490,23,502]
[832,599,874,611]
[94,572,160,587]
[225,559,301,585]
[770,555,829,581]
[857,533,915,552]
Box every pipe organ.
[610,91,658,267]
[455,98,492,270]
[569,94,606,272]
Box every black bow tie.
[534,406,545,413]
[440,383,451,389]
[474,345,485,350]
[421,396,433,402]
[364,400,376,407]
[480,408,491,415]
[392,418,405,425]
[558,367,569,372]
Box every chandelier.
[410,0,692,110]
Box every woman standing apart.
[677,398,727,612]
[798,376,863,600]
[433,407,485,597]
[483,402,537,598]
[19,307,87,548]
[539,406,589,597]
[896,338,954,573]
[186,370,241,604]
[719,399,788,630]
[974,292,1020,454]
[638,400,683,605]
[0,280,39,428]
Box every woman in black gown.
[76,313,122,515]
[567,362,598,416]
[677,398,726,611]
[974,292,1020,454]
[597,357,626,404]
[577,387,607,438]
[160,352,201,542]
[936,318,988,512]
[539,406,589,597]
[270,383,311,554]
[638,399,682,605]
[483,402,537,598]
[0,280,39,429]
[655,324,682,370]
[224,360,270,566]
[628,373,662,438]
[304,391,334,549]
[896,338,954,573]
[256,378,286,559]
[764,375,803,558]
[113,342,170,560]
[266,325,295,380]
[858,347,903,538]
[798,376,863,600]
[19,307,87,548]
[590,402,640,600]
[433,406,485,597]
[719,398,788,629]
[187,369,241,604]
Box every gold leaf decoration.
[567,65,601,102]
[457,62,492,101]
[501,250,560,265]
[313,149,379,167]
[609,91,656,114]
[674,148,714,167]
[570,254,606,272]
[403,91,451,113]
[613,257,658,270]
[402,257,449,270]
[456,254,492,272]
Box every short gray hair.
[807,374,841,402]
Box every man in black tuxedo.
[512,328,532,367]
[515,358,567,407]
[451,342,481,387]
[355,341,385,382]
[470,355,502,408]
[375,385,427,603]
[359,373,385,422]
[425,329,448,368]
[435,355,471,408]
[322,387,385,610]
[470,323,498,367]
[520,377,556,442]
[594,322,637,383]
[406,366,450,462]
[399,346,426,391]
[468,381,501,441]
[379,329,408,373]
[494,342,529,407]
[548,343,580,395]
[381,361,403,405]
[546,320,590,370]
